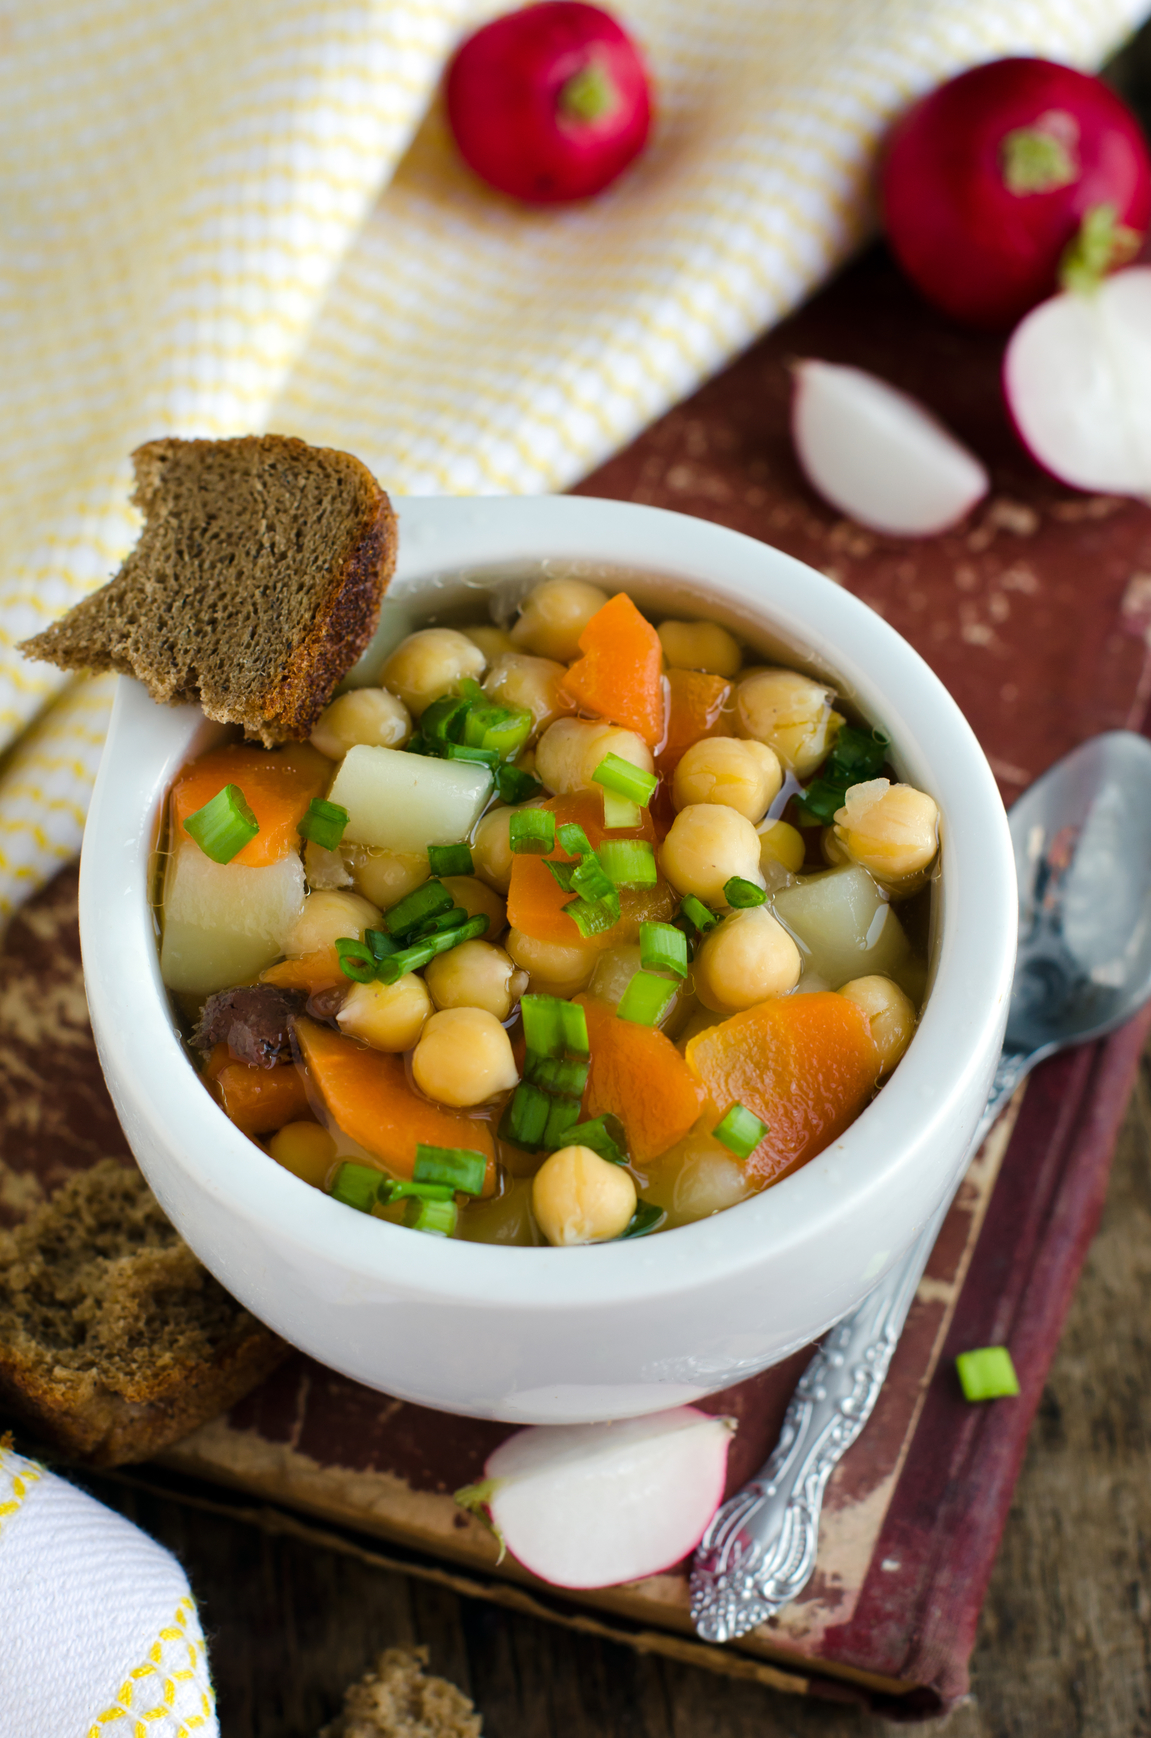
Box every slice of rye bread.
[19,434,397,746]
[0,1159,288,1468]
[320,1648,483,1738]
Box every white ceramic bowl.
[80,495,1016,1424]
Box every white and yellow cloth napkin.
[0,0,1148,918]
[0,1445,217,1737]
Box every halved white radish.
[458,1406,734,1589]
[1003,268,1151,492]
[327,744,492,853]
[159,841,305,995]
[791,359,989,537]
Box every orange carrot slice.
[656,670,733,775]
[204,1045,314,1136]
[685,993,880,1189]
[294,1017,496,1187]
[171,742,330,867]
[261,947,346,996]
[576,995,706,1164]
[559,593,666,747]
[507,790,664,949]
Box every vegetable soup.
[158,575,939,1247]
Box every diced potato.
[328,745,492,852]
[160,841,305,995]
[771,865,910,988]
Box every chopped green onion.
[571,851,616,904]
[620,1201,665,1239]
[183,784,259,864]
[680,894,718,934]
[378,1179,455,1203]
[543,857,576,894]
[364,927,397,961]
[421,694,470,744]
[413,907,471,939]
[464,700,533,761]
[405,734,436,757]
[413,1144,488,1196]
[521,994,565,1057]
[723,876,766,908]
[298,798,349,852]
[428,842,473,877]
[544,1095,584,1148]
[566,892,621,938]
[376,913,489,983]
[564,1113,628,1166]
[495,764,543,804]
[793,725,890,826]
[403,1196,458,1237]
[384,879,453,938]
[556,822,593,858]
[616,970,677,1027]
[510,809,556,855]
[592,754,658,807]
[598,840,658,889]
[459,678,485,703]
[602,789,641,829]
[560,1000,589,1056]
[498,1082,552,1150]
[330,1162,382,1212]
[445,742,500,768]
[640,921,688,979]
[713,1102,767,1160]
[956,1346,1020,1402]
[525,1054,590,1097]
[335,936,378,983]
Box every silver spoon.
[691,729,1151,1645]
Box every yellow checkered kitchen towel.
[0,0,1145,915]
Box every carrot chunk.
[204,1045,314,1136]
[576,995,706,1164]
[656,670,733,775]
[171,742,330,867]
[261,947,346,996]
[294,1017,496,1187]
[506,790,667,949]
[559,593,666,747]
[685,992,880,1189]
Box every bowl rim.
[80,493,1017,1312]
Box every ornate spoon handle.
[690,1049,1028,1645]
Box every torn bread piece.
[20,434,396,747]
[0,1159,287,1467]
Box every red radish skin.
[446,2,652,204]
[465,1406,734,1589]
[883,58,1151,330]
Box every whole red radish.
[882,58,1151,329]
[446,1,652,204]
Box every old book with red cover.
[3,245,1151,1715]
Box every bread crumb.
[320,1647,482,1738]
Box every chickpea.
[838,974,917,1074]
[673,737,782,823]
[535,718,653,797]
[284,889,380,958]
[532,1144,637,1246]
[337,973,432,1051]
[833,780,940,885]
[380,628,486,718]
[510,577,608,662]
[660,803,762,905]
[346,845,429,910]
[425,939,527,1021]
[310,687,411,759]
[759,818,805,876]
[483,651,573,737]
[471,802,546,895]
[439,874,507,935]
[693,906,801,1014]
[657,620,742,678]
[268,1122,337,1188]
[411,1007,519,1107]
[462,625,515,661]
[506,927,595,995]
[736,668,844,777]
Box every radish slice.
[459,1406,734,1589]
[791,359,989,537]
[1003,267,1151,492]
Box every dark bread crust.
[0,1159,287,1467]
[20,435,397,747]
